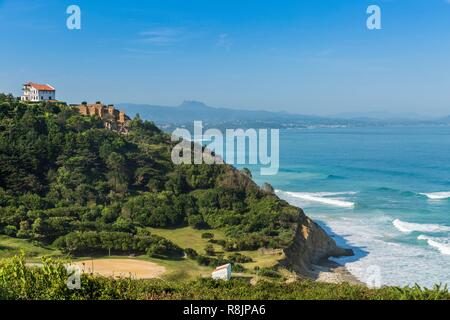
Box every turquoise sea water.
[246,126,450,287]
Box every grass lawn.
[149,226,284,275]
[148,226,226,255]
[142,256,213,281]
[239,249,285,270]
[0,235,61,262]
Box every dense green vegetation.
[0,93,300,260]
[1,254,449,300]
[53,230,183,258]
[1,94,449,300]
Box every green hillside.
[0,93,302,274]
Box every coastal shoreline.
[312,259,363,285]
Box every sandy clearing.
[71,259,166,279]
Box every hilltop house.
[77,101,130,133]
[21,82,56,102]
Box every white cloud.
[138,27,186,46]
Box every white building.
[211,263,232,281]
[21,82,56,102]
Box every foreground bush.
[1,255,449,300]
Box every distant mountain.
[438,115,450,123]
[117,101,355,129]
[333,111,436,122]
[117,101,450,130]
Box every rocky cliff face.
[283,208,353,276]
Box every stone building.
[77,102,130,133]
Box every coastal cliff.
[189,144,353,277]
[0,94,353,281]
[283,208,353,276]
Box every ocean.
[245,126,450,288]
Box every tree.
[204,244,215,256]
[188,215,206,229]
[31,218,47,240]
[184,248,198,259]
[0,94,302,257]
[106,152,128,193]
[3,225,17,237]
[146,239,184,259]
[17,221,31,238]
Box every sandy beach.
[312,260,363,285]
[307,260,365,286]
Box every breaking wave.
[420,192,450,200]
[279,191,356,208]
[418,235,450,256]
[393,219,450,234]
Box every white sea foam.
[420,192,450,200]
[418,235,450,256]
[280,191,355,208]
[392,219,450,234]
[277,193,450,287]
[306,191,358,197]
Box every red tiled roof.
[24,82,55,91]
[214,264,230,272]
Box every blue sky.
[1,0,450,116]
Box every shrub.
[3,225,17,237]
[54,231,182,258]
[209,239,226,247]
[204,244,215,256]
[184,248,198,259]
[146,239,184,259]
[232,264,246,273]
[227,253,253,263]
[196,255,214,266]
[201,232,214,239]
[258,267,281,279]
[188,215,207,229]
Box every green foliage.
[1,255,449,300]
[3,225,17,237]
[184,248,198,259]
[188,214,207,229]
[146,238,184,259]
[0,253,76,300]
[121,192,192,228]
[0,95,301,257]
[204,244,215,256]
[257,267,282,279]
[53,230,183,258]
[232,263,246,273]
[227,252,253,263]
[201,232,214,239]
